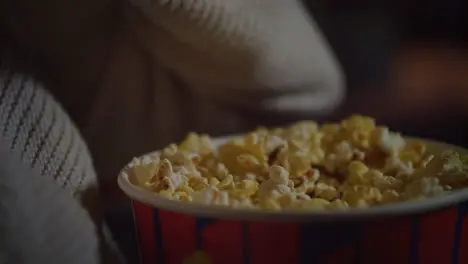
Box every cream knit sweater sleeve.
[84,0,345,195]
[129,0,344,114]
[0,70,123,264]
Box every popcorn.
[127,115,468,211]
[341,115,376,149]
[262,198,282,210]
[383,155,414,176]
[314,182,339,200]
[347,161,369,184]
[268,165,289,185]
[404,177,446,199]
[179,133,214,156]
[381,189,400,204]
[341,185,382,207]
[231,180,259,198]
[188,176,208,191]
[274,141,311,177]
[285,121,319,142]
[296,198,330,210]
[371,127,405,155]
[327,199,350,210]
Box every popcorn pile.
[126,116,468,211]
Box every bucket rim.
[118,136,468,222]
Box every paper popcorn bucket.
[118,137,468,264]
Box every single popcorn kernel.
[189,177,208,191]
[381,189,400,204]
[371,174,403,191]
[342,115,376,132]
[236,154,265,175]
[372,127,405,155]
[314,182,339,201]
[263,198,282,210]
[277,193,297,207]
[356,199,369,208]
[285,121,319,143]
[232,180,259,197]
[309,133,324,148]
[177,192,192,202]
[341,115,376,149]
[318,176,340,188]
[321,123,341,135]
[131,157,159,186]
[158,190,173,199]
[399,150,422,166]
[342,185,382,206]
[333,141,355,172]
[218,175,235,190]
[324,154,338,173]
[274,142,311,177]
[327,199,350,210]
[404,177,445,199]
[209,177,220,187]
[127,116,468,211]
[347,161,369,184]
[294,176,315,194]
[237,154,261,168]
[309,148,325,164]
[215,163,229,180]
[298,198,330,210]
[269,165,290,185]
[179,133,214,156]
[305,169,320,183]
[180,186,195,195]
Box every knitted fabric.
[0,70,123,264]
[0,70,96,196]
[0,143,100,264]
[129,0,344,112]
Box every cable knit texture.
[0,71,96,195]
[0,70,123,264]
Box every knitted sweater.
[0,71,123,263]
[0,0,344,262]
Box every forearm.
[0,146,101,264]
[129,0,345,116]
[0,71,125,264]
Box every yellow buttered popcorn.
[126,115,468,211]
[179,133,214,157]
[295,198,330,210]
[347,161,370,184]
[231,180,259,198]
[273,140,312,177]
[341,115,376,149]
[284,121,319,143]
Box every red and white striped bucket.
[119,138,468,264]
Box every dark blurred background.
[305,0,468,146]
